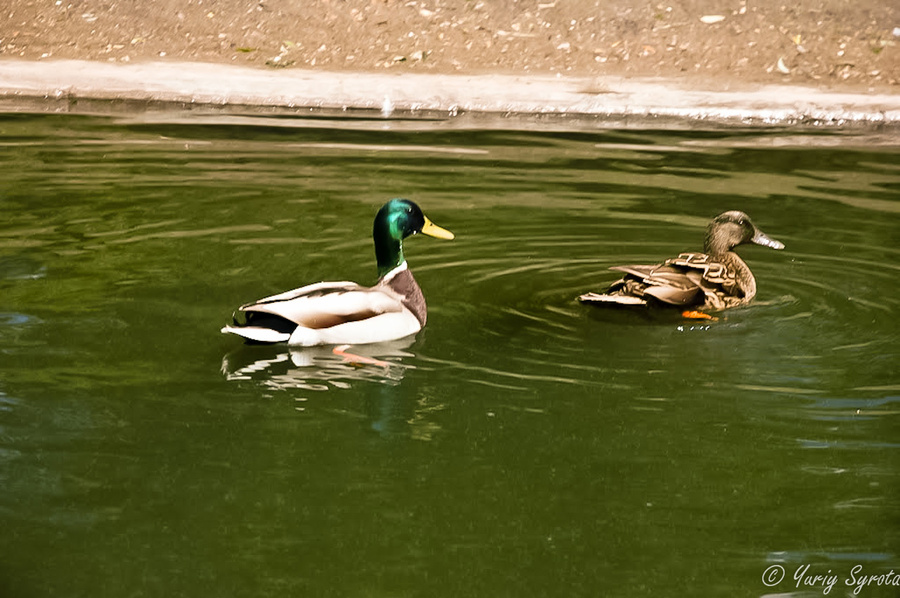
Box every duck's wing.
[580,252,748,310]
[579,262,703,307]
[222,280,409,344]
[609,263,705,305]
[663,253,743,308]
[241,280,405,329]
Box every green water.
[1,113,898,597]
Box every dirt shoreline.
[2,0,898,93]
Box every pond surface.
[1,113,898,597]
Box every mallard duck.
[578,211,784,314]
[222,199,454,346]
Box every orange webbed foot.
[332,344,392,367]
[681,310,719,321]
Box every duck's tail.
[221,311,295,344]
[577,292,647,306]
[221,324,291,344]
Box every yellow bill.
[420,216,455,240]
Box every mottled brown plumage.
[579,211,784,312]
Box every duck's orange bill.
[682,310,718,321]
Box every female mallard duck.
[578,211,784,314]
[222,199,454,346]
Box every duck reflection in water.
[221,337,416,391]
[221,337,442,439]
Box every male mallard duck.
[222,199,454,346]
[578,211,784,314]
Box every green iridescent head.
[373,199,454,277]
